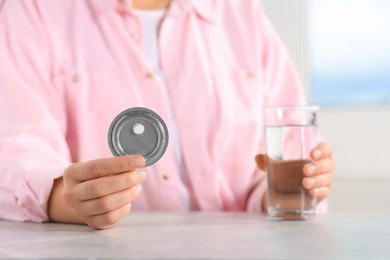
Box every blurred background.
[260,0,390,213]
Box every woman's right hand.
[48,155,146,229]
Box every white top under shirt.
[134,9,196,211]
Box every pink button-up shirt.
[0,0,310,222]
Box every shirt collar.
[89,0,216,23]
[87,0,117,16]
[171,0,215,23]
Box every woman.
[0,0,334,229]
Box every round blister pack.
[108,107,169,167]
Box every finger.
[66,155,145,182]
[302,173,333,190]
[311,142,333,160]
[255,154,267,171]
[303,158,335,177]
[86,203,132,230]
[76,170,146,200]
[308,186,330,202]
[81,185,142,216]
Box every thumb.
[255,154,267,171]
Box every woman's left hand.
[302,142,335,203]
[255,142,335,209]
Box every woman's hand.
[255,142,335,209]
[48,155,146,229]
[302,142,334,204]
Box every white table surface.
[0,212,389,259]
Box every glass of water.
[263,106,319,220]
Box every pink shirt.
[0,0,317,222]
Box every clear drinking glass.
[264,106,319,220]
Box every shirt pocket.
[211,67,264,170]
[54,69,143,116]
[226,67,264,123]
[52,69,148,160]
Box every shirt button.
[71,74,80,83]
[130,32,139,41]
[145,71,155,79]
[246,71,255,79]
[162,172,171,180]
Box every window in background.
[310,0,390,107]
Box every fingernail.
[312,188,320,196]
[135,184,143,193]
[313,150,322,159]
[308,165,316,175]
[135,170,146,182]
[132,157,144,167]
[306,178,316,188]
